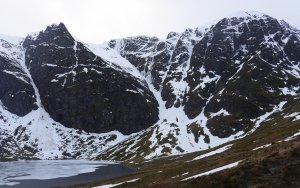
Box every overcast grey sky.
[1,0,300,43]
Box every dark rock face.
[0,40,37,116]
[115,13,300,138]
[23,23,159,134]
[186,15,300,137]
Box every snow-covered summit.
[225,11,269,19]
[46,22,67,30]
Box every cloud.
[0,0,299,43]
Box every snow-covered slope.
[0,35,127,160]
[0,106,126,159]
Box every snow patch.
[182,160,242,181]
[209,109,230,118]
[284,131,300,141]
[94,178,140,188]
[191,144,232,161]
[252,143,271,151]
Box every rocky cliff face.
[0,24,159,160]
[22,23,159,135]
[97,12,300,160]
[186,13,300,137]
[1,11,300,160]
[0,36,37,116]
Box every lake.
[0,160,134,188]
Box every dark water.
[0,160,134,188]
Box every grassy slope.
[66,100,300,188]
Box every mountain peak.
[44,22,69,34]
[47,22,67,30]
[225,11,269,19]
[23,22,75,48]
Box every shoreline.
[0,164,134,188]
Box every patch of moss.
[161,147,172,154]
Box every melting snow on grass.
[182,160,242,181]
[252,143,272,151]
[284,112,300,122]
[94,178,140,188]
[284,131,300,141]
[191,144,233,161]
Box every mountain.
[0,24,158,160]
[0,11,300,161]
[23,23,158,135]
[96,11,300,160]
